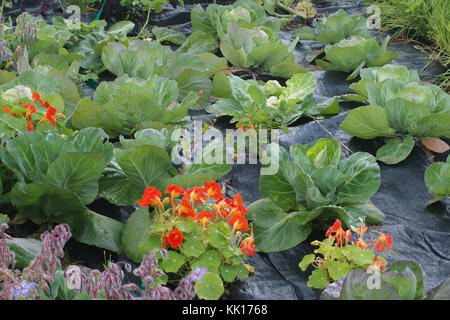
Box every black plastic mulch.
[7,0,450,299]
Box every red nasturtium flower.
[226,193,248,215]
[165,185,185,198]
[204,181,222,200]
[195,210,215,226]
[212,199,230,219]
[374,231,392,253]
[239,227,255,256]
[32,92,40,102]
[3,106,10,114]
[325,219,352,246]
[184,187,208,206]
[354,225,368,237]
[367,256,385,272]
[228,213,250,231]
[26,121,34,131]
[176,198,195,219]
[167,228,184,249]
[355,238,371,250]
[136,186,162,207]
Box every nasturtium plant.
[424,155,450,205]
[0,90,69,138]
[99,128,231,207]
[121,182,255,300]
[71,75,198,137]
[295,9,371,45]
[206,73,339,133]
[315,36,400,80]
[299,220,392,289]
[341,70,450,164]
[0,69,80,117]
[248,139,384,253]
[100,40,212,106]
[321,261,450,300]
[0,128,123,252]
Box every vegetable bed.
[0,0,449,301]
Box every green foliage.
[0,129,122,252]
[321,261,450,300]
[341,65,450,164]
[316,36,399,80]
[121,184,253,300]
[424,155,450,204]
[367,0,449,91]
[294,9,371,44]
[99,128,231,207]
[72,75,198,137]
[100,41,212,106]
[206,73,339,133]
[248,139,384,253]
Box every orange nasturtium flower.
[355,238,371,250]
[212,198,231,219]
[367,256,385,272]
[3,106,10,114]
[204,181,222,200]
[239,226,255,256]
[176,198,195,219]
[226,193,248,215]
[26,121,34,131]
[195,210,215,226]
[228,213,250,231]
[167,228,184,249]
[136,186,162,207]
[165,185,185,198]
[325,219,352,246]
[374,231,392,253]
[184,187,208,206]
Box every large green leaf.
[248,199,312,252]
[59,209,123,253]
[385,98,430,133]
[42,152,105,205]
[339,269,402,300]
[387,261,426,300]
[122,207,154,262]
[409,113,450,138]
[114,145,172,191]
[6,238,42,268]
[376,135,415,165]
[336,152,380,205]
[341,105,396,139]
[9,182,85,222]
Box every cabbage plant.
[207,73,339,133]
[0,128,123,252]
[295,9,371,44]
[424,155,450,205]
[248,139,385,253]
[316,36,400,80]
[341,73,450,164]
[99,128,231,207]
[101,40,212,106]
[321,261,450,300]
[71,75,198,137]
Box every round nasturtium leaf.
[195,272,224,300]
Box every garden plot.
[0,0,448,300]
